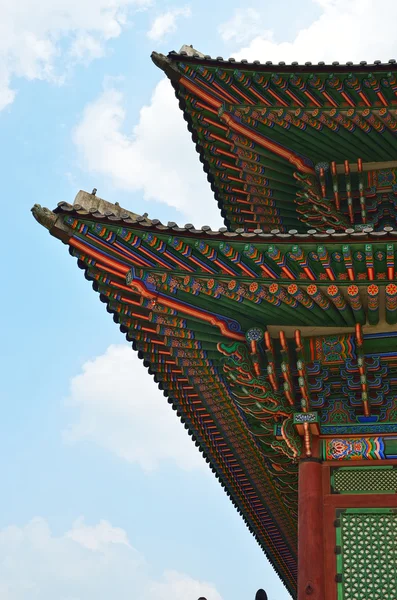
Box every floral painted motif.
[324,437,385,460]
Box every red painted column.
[298,453,325,599]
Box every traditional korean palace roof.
[33,190,397,597]
[32,47,397,600]
[152,47,397,233]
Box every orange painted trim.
[294,329,303,350]
[214,259,237,277]
[188,255,214,274]
[355,323,363,346]
[279,331,288,352]
[209,132,234,147]
[239,263,255,278]
[377,91,388,107]
[310,338,315,362]
[70,238,129,274]
[220,161,241,172]
[303,422,312,456]
[285,89,304,107]
[358,91,371,107]
[128,278,246,341]
[341,92,355,107]
[267,87,289,107]
[260,264,277,279]
[347,268,355,281]
[138,245,172,270]
[322,91,338,108]
[203,116,228,131]
[70,240,245,340]
[325,268,335,281]
[282,266,296,281]
[99,238,150,269]
[212,81,238,104]
[196,101,218,115]
[180,77,223,109]
[96,262,128,279]
[215,148,236,159]
[303,267,316,281]
[112,280,145,294]
[249,86,271,106]
[230,83,255,105]
[303,89,322,108]
[221,112,315,175]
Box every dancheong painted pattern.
[33,49,397,599]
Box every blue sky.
[2,1,397,598]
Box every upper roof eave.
[34,194,397,244]
[163,49,397,74]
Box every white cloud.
[0,0,150,110]
[63,344,205,471]
[0,517,222,600]
[218,8,271,44]
[232,0,397,63]
[69,34,106,64]
[73,78,222,226]
[65,517,131,550]
[147,6,191,41]
[148,570,222,600]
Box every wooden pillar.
[298,452,325,599]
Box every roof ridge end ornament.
[178,44,206,58]
[31,204,57,231]
[151,51,181,83]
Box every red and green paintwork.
[152,51,397,233]
[33,53,397,599]
[33,197,397,597]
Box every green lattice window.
[336,509,397,600]
[331,466,397,494]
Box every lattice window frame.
[335,508,397,600]
[331,465,397,494]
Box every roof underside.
[33,189,397,596]
[153,50,397,233]
[32,195,298,595]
